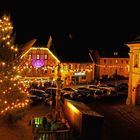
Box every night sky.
[1,1,140,56]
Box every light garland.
[95,63,129,69]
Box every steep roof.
[50,44,92,63]
[127,35,140,44]
[21,37,93,63]
[52,48,93,63]
[96,47,129,58]
[48,36,93,63]
[22,38,37,53]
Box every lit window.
[114,52,118,56]
[37,55,40,60]
[29,54,32,59]
[45,54,47,60]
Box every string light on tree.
[0,14,29,120]
[0,74,29,115]
[0,15,12,45]
[0,14,17,71]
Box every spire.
[46,36,52,49]
[22,38,37,53]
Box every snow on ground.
[0,103,52,140]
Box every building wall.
[18,47,94,86]
[60,62,94,85]
[97,58,129,79]
[126,43,140,105]
[18,47,60,83]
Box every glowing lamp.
[31,59,45,68]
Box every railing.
[37,129,72,140]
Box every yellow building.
[93,50,129,80]
[59,62,94,85]
[98,57,129,79]
[17,37,94,86]
[126,37,140,105]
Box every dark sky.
[1,1,140,55]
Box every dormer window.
[114,52,118,56]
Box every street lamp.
[89,50,95,82]
[55,64,62,120]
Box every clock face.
[31,59,45,68]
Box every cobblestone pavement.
[87,96,140,140]
[114,104,140,128]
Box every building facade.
[126,39,140,105]
[18,47,60,83]
[60,62,94,85]
[97,57,129,79]
[17,39,94,86]
[91,50,129,80]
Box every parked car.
[86,85,104,99]
[116,83,128,91]
[28,89,46,105]
[61,87,78,95]
[86,84,99,90]
[61,87,78,100]
[98,84,117,96]
[74,86,94,102]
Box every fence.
[37,129,72,140]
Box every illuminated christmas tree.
[0,14,29,122]
[0,14,18,63]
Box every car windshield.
[30,89,45,96]
[77,87,90,91]
[62,88,75,91]
[107,84,116,87]
[89,86,98,88]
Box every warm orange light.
[14,48,18,52]
[4,101,7,104]
[67,102,79,114]
[11,46,14,50]
[2,62,5,66]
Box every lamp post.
[89,50,95,81]
[55,64,62,120]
